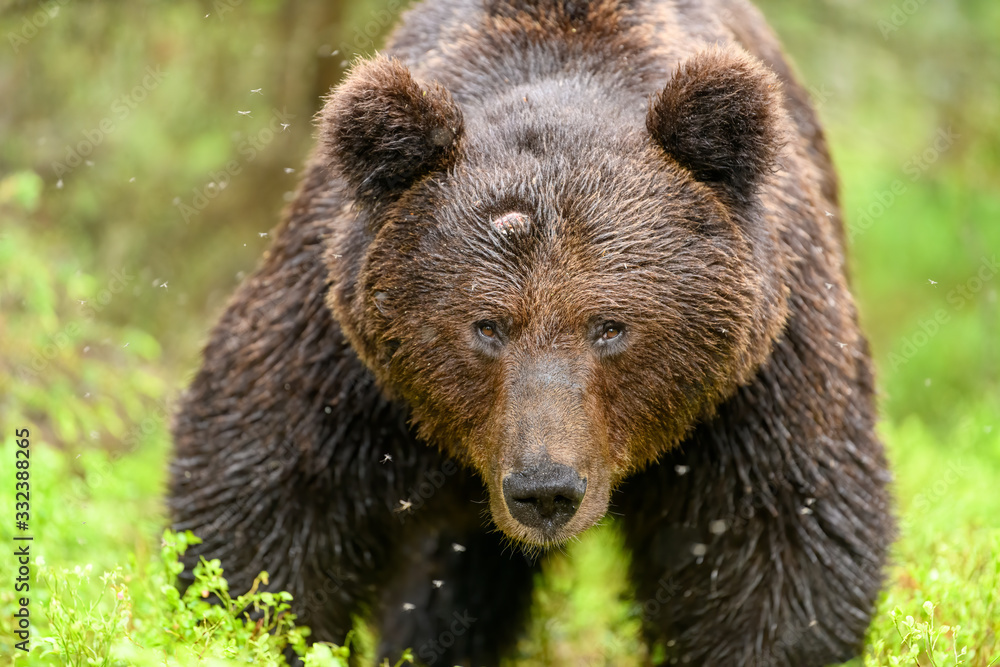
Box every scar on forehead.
[492,211,531,236]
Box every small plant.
[34,564,131,666]
[155,529,311,661]
[865,601,970,667]
[26,530,361,666]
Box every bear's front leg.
[168,206,454,649]
[618,316,893,666]
[169,327,438,647]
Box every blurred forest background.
[1,0,998,664]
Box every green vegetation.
[1,0,997,664]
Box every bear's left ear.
[646,46,785,206]
[321,55,464,207]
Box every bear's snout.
[502,462,587,535]
[484,352,613,546]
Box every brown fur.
[170,0,893,664]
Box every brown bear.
[169,0,894,664]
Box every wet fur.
[169,0,893,665]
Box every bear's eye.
[472,320,505,357]
[476,320,500,341]
[600,323,623,341]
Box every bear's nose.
[502,463,586,534]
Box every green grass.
[2,0,999,664]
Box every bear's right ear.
[320,56,464,207]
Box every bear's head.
[322,46,790,548]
